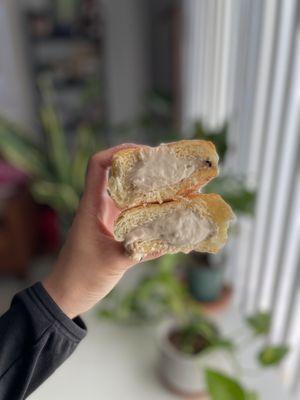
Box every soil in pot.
[168,328,210,355]
[158,323,220,396]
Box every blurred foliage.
[258,345,289,367]
[192,120,256,216]
[98,254,187,322]
[99,264,289,400]
[203,309,289,399]
[205,176,255,216]
[0,80,101,222]
[246,312,271,336]
[193,121,228,163]
[206,370,258,400]
[245,311,289,370]
[172,315,234,355]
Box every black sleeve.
[0,282,87,400]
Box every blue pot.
[187,263,224,302]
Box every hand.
[43,144,159,319]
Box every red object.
[0,161,61,278]
[37,206,60,252]
[0,161,28,184]
[0,161,28,200]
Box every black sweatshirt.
[0,283,87,400]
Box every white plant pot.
[157,321,234,396]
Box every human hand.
[42,144,160,319]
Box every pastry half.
[108,140,219,209]
[113,193,234,261]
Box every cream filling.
[129,146,204,191]
[124,208,213,249]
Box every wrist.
[42,275,80,319]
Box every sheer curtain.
[181,0,300,394]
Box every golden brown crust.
[114,193,234,260]
[108,140,219,209]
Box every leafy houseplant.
[99,260,289,398]
[0,83,101,238]
[185,121,256,304]
[98,254,186,323]
[158,311,289,398]
[158,314,235,395]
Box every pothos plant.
[204,311,288,399]
[98,254,187,322]
[99,257,288,399]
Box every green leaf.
[0,116,48,177]
[31,180,79,214]
[258,345,289,367]
[205,176,256,215]
[71,125,98,193]
[245,392,259,400]
[39,78,70,183]
[246,312,271,336]
[194,318,219,343]
[192,121,256,215]
[192,121,228,163]
[213,338,236,351]
[223,190,256,215]
[40,104,70,183]
[205,370,249,400]
[156,254,181,274]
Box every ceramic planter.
[187,263,225,302]
[157,321,233,396]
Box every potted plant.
[0,80,101,241]
[186,252,226,303]
[157,311,289,398]
[157,314,234,396]
[185,122,256,305]
[98,254,186,324]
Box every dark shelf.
[24,0,104,139]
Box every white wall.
[0,0,36,133]
[101,0,150,126]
